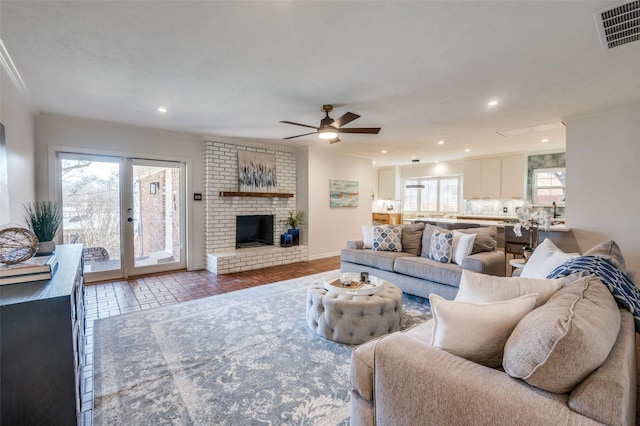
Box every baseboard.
[188,263,206,271]
[308,251,341,261]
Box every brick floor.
[81,256,340,425]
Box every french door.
[59,152,186,282]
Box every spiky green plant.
[23,201,62,242]
[286,210,305,229]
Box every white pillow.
[429,293,537,368]
[451,230,476,266]
[520,238,578,279]
[361,224,373,249]
[456,269,566,308]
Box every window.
[532,167,566,205]
[403,176,461,213]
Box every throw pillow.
[420,224,449,258]
[520,238,577,279]
[583,240,627,274]
[451,231,476,266]
[372,226,402,252]
[429,231,453,263]
[361,224,374,249]
[503,275,620,394]
[429,293,537,368]
[455,269,565,308]
[401,222,425,256]
[459,226,498,254]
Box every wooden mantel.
[219,191,294,198]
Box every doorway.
[59,153,186,282]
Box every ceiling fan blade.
[331,112,360,129]
[283,131,317,140]
[328,137,341,144]
[280,120,319,130]
[337,127,381,134]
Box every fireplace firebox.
[236,215,274,249]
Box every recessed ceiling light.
[372,161,376,165]
[541,138,549,143]
[488,100,499,107]
[381,150,387,154]
[157,107,167,113]
[437,140,445,145]
[465,148,471,152]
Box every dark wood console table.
[0,244,85,425]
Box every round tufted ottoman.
[306,279,403,345]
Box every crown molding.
[0,38,37,114]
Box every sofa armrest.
[373,333,600,425]
[461,250,505,276]
[346,240,365,249]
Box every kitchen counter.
[407,217,570,232]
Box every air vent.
[595,0,640,49]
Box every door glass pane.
[61,158,121,272]
[133,163,181,268]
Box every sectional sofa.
[340,222,505,300]
[349,239,637,425]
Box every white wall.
[34,114,206,269]
[565,105,640,273]
[302,146,374,259]
[0,65,36,225]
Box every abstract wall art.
[238,151,277,192]
[330,179,359,207]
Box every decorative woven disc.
[0,227,39,264]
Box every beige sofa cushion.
[458,225,498,254]
[455,269,565,308]
[503,275,621,393]
[429,294,537,368]
[401,222,425,256]
[583,239,627,273]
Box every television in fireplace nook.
[236,215,274,249]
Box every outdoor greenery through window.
[403,176,461,212]
[533,167,566,205]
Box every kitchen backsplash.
[462,199,526,216]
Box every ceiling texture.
[1,1,639,167]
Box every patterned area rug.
[93,271,431,425]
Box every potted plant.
[286,210,304,246]
[23,201,62,255]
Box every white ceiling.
[1,1,639,167]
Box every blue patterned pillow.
[429,231,453,263]
[372,226,403,252]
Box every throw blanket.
[548,256,640,331]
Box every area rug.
[93,271,431,425]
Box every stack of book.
[0,255,58,285]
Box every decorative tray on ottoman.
[323,272,383,296]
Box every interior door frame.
[52,146,192,282]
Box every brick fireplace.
[203,141,308,274]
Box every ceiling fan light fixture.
[318,128,338,140]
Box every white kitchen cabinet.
[463,158,501,199]
[500,154,527,199]
[378,168,396,200]
[463,159,483,199]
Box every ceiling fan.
[280,104,381,144]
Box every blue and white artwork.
[330,179,359,207]
[238,151,277,192]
